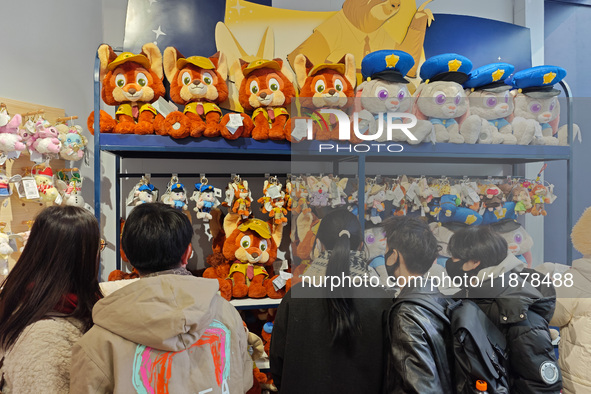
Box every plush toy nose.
[390,100,399,106]
[192,80,203,87]
[328,88,336,95]
[500,104,509,110]
[448,105,456,111]
[128,88,137,95]
[251,252,259,259]
[542,113,551,118]
[259,92,268,99]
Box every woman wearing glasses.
[0,206,102,393]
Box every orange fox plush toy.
[292,54,357,141]
[88,43,165,135]
[223,214,284,299]
[159,48,253,139]
[237,59,296,140]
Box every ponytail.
[316,211,363,347]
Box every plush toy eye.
[115,73,126,88]
[549,98,556,111]
[397,89,406,101]
[484,94,497,108]
[250,80,259,94]
[269,78,280,91]
[377,88,388,100]
[433,91,446,105]
[514,233,523,243]
[315,80,326,93]
[202,72,213,85]
[334,78,344,92]
[260,240,268,252]
[240,235,251,249]
[454,94,462,105]
[504,91,510,103]
[182,71,191,86]
[136,72,148,87]
[366,233,375,244]
[530,101,542,113]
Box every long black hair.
[0,206,102,350]
[315,209,364,346]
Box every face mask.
[446,257,483,279]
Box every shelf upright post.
[93,50,101,222]
[560,80,574,265]
[358,153,365,233]
[115,155,121,270]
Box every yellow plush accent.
[543,72,557,84]
[448,59,462,72]
[492,69,505,82]
[385,54,400,68]
[571,207,591,256]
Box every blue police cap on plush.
[138,184,154,192]
[194,183,214,193]
[482,201,517,225]
[171,183,185,192]
[361,50,415,84]
[510,65,566,98]
[464,62,515,91]
[420,53,473,84]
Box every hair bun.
[338,230,351,238]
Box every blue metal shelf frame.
[93,49,576,269]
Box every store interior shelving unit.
[92,54,576,278]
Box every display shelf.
[230,297,282,310]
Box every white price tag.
[0,154,6,166]
[266,185,281,199]
[22,179,40,200]
[29,151,43,163]
[214,188,222,198]
[5,151,20,160]
[468,189,480,203]
[391,185,405,205]
[54,193,63,205]
[291,118,309,141]
[152,97,178,117]
[226,114,243,135]
[406,183,418,201]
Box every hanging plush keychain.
[58,171,85,207]
[0,165,22,200]
[55,117,88,162]
[223,175,252,219]
[191,177,221,221]
[28,118,62,162]
[126,175,158,207]
[31,164,59,203]
[161,176,189,211]
[0,104,26,158]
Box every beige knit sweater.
[0,317,84,394]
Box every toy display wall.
[0,98,66,280]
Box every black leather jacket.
[385,280,455,394]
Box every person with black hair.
[383,215,455,394]
[0,206,102,393]
[270,209,392,393]
[447,225,562,394]
[70,203,253,393]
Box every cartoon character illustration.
[236,58,296,140]
[87,43,165,135]
[356,50,433,144]
[413,54,482,144]
[287,0,434,79]
[223,216,284,299]
[292,54,357,141]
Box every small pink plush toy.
[0,110,26,155]
[29,120,62,155]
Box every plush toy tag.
[6,151,21,160]
[214,188,222,198]
[22,178,40,200]
[0,154,6,166]
[291,118,310,141]
[391,185,405,205]
[266,185,281,199]
[226,114,243,135]
[272,261,293,291]
[406,182,418,201]
[534,123,543,139]
[54,192,63,205]
[29,151,43,164]
[152,97,178,117]
[126,185,139,206]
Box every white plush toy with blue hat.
[413,53,482,144]
[511,65,574,146]
[465,63,523,145]
[355,50,433,144]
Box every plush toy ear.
[97,44,117,81]
[270,221,283,250]
[278,58,295,84]
[340,53,357,89]
[212,51,228,82]
[294,54,310,90]
[141,43,163,80]
[223,212,242,241]
[163,46,182,83]
[411,84,428,120]
[307,175,317,189]
[232,58,248,88]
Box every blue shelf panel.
[99,133,570,162]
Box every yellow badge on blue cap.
[448,59,462,72]
[385,54,399,69]
[491,69,505,82]
[543,72,556,84]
